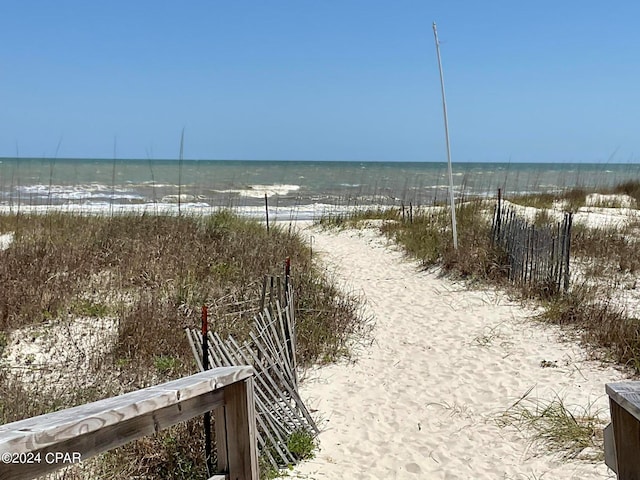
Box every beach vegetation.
[287,428,317,461]
[612,179,640,204]
[318,179,640,375]
[498,388,605,461]
[258,454,282,480]
[509,193,555,210]
[316,207,399,229]
[154,355,181,375]
[0,210,361,479]
[70,299,111,317]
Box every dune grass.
[317,181,640,375]
[498,388,606,461]
[0,210,365,479]
[316,189,640,461]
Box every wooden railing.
[605,381,640,479]
[0,366,258,480]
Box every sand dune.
[283,225,623,479]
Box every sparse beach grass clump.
[0,210,365,479]
[498,388,606,461]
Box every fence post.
[264,193,270,234]
[225,377,260,480]
[563,213,572,292]
[606,382,640,479]
[284,257,291,307]
[496,188,502,240]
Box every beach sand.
[281,223,624,479]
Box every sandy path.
[282,225,623,479]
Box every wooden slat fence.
[492,195,573,295]
[186,274,318,471]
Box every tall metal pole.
[433,22,458,249]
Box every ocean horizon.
[1,158,639,219]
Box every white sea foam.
[215,184,301,198]
[0,201,386,222]
[16,184,145,201]
[160,194,209,203]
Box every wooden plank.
[275,301,295,381]
[254,395,296,464]
[248,333,318,433]
[214,406,229,474]
[185,328,204,372]
[285,285,298,379]
[259,276,267,313]
[269,276,274,307]
[224,378,259,480]
[606,382,640,423]
[609,397,640,480]
[263,308,295,384]
[227,336,302,432]
[252,410,281,469]
[604,422,617,474]
[0,367,252,439]
[212,333,235,368]
[563,213,572,292]
[0,367,254,480]
[208,331,226,368]
[0,389,225,480]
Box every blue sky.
[1,1,639,162]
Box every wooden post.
[563,213,572,292]
[259,276,267,313]
[214,406,229,474]
[606,382,640,479]
[284,257,291,307]
[224,378,259,480]
[264,193,270,234]
[269,276,274,307]
[496,188,502,241]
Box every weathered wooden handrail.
[605,381,640,479]
[0,366,258,480]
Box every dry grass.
[0,210,365,479]
[318,180,640,375]
[378,201,510,283]
[509,187,588,213]
[498,388,606,461]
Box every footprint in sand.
[405,462,422,474]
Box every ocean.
[1,158,639,219]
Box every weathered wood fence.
[605,381,640,479]
[186,273,318,471]
[0,366,258,480]
[492,194,573,295]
